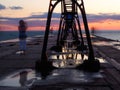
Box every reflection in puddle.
[50,54,86,68]
[93,41,111,46]
[111,41,120,50]
[0,69,36,87]
[0,68,103,87]
[19,71,28,86]
[50,54,107,68]
[96,57,107,63]
[64,87,84,90]
[93,41,120,50]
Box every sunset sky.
[0,0,120,31]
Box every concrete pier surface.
[0,35,120,90]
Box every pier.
[0,0,120,90]
[0,35,120,90]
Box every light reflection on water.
[0,69,36,87]
[93,41,120,50]
[0,68,103,87]
[50,53,85,68]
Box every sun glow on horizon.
[88,20,120,30]
[0,0,120,31]
[1,19,120,31]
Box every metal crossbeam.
[36,0,100,72]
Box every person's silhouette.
[18,20,27,54]
[19,71,28,86]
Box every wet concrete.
[0,35,120,90]
[0,68,103,88]
[0,56,105,89]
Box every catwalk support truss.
[36,0,100,72]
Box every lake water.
[94,30,120,41]
[0,30,120,42]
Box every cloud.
[1,12,120,30]
[0,4,23,10]
[27,12,120,23]
[9,6,23,10]
[86,13,120,22]
[0,4,6,10]
[1,12,120,23]
[27,12,61,19]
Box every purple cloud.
[27,12,61,19]
[87,13,120,22]
[27,12,120,22]
[9,6,23,10]
[0,4,6,10]
[0,12,120,30]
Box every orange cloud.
[0,24,17,31]
[1,19,120,31]
[88,19,120,30]
[28,26,45,31]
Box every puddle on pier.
[49,53,107,68]
[93,41,120,50]
[0,67,104,88]
[0,39,107,88]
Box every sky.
[0,0,120,31]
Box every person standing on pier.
[18,20,27,54]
